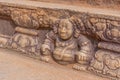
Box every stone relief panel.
[0,34,10,48]
[89,49,120,79]
[89,42,120,79]
[10,27,40,56]
[86,17,120,44]
[41,19,94,71]
[10,8,61,29]
[81,17,120,79]
[0,5,120,79]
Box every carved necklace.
[55,37,76,47]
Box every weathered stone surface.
[1,3,120,44]
[0,34,10,47]
[10,33,40,55]
[89,49,120,79]
[0,0,120,79]
[15,27,38,36]
[0,19,15,36]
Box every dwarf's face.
[58,19,74,40]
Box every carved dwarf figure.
[41,19,94,70]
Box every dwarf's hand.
[76,52,88,61]
[41,45,51,55]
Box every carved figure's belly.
[53,47,76,64]
[53,38,78,64]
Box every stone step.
[0,0,120,18]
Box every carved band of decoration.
[2,5,120,44]
[11,8,120,45]
[85,17,120,44]
[89,50,120,79]
[10,27,40,56]
[10,9,57,29]
[88,41,120,79]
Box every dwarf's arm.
[41,31,56,55]
[76,34,94,64]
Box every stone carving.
[1,5,120,43]
[10,9,60,29]
[41,19,94,70]
[0,2,120,79]
[10,27,40,56]
[11,9,50,29]
[89,42,120,79]
[0,34,10,48]
[83,17,120,44]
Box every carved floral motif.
[10,27,40,56]
[89,42,120,79]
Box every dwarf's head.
[58,19,74,40]
[53,19,80,40]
